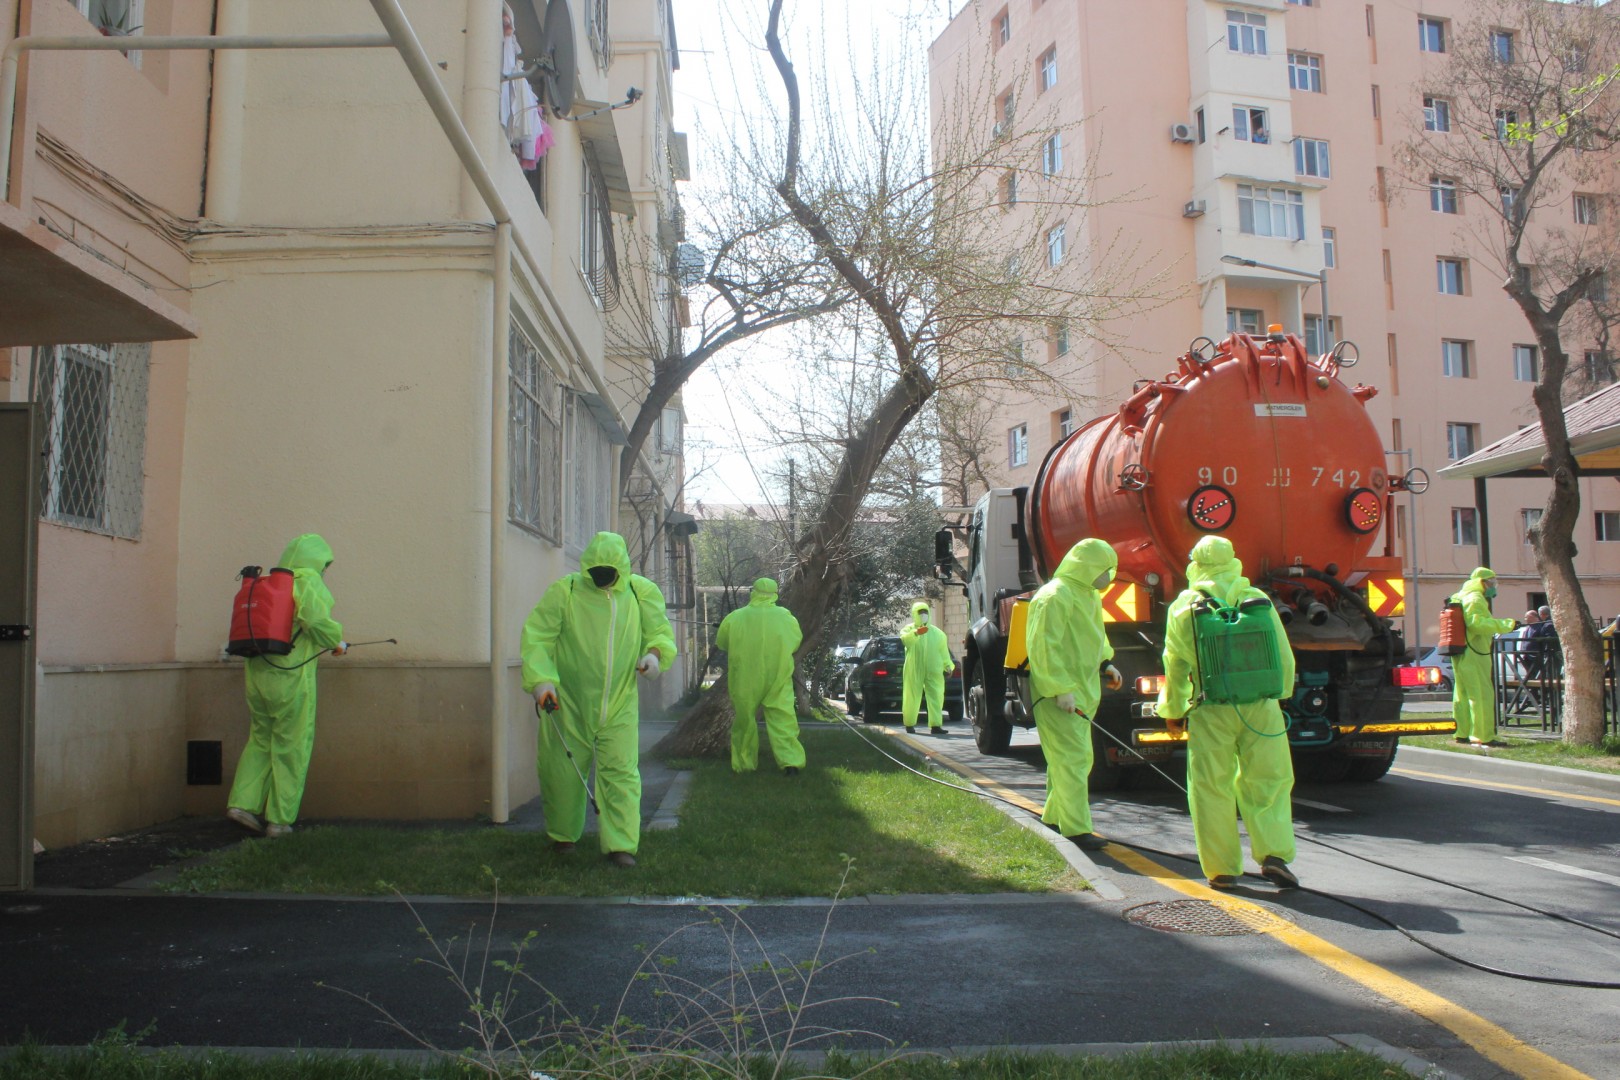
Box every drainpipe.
[491,221,511,820]
[202,0,249,219]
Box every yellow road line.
[914,736,1595,1080]
[1103,846,1594,1080]
[1394,767,1620,808]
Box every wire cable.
[837,710,1620,990]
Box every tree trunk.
[656,670,735,758]
[1527,325,1607,747]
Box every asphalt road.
[870,718,1620,1080]
[2,720,1617,1080]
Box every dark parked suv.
[844,635,963,722]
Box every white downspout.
[491,221,512,821]
[202,0,249,220]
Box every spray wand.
[535,698,598,814]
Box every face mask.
[1092,570,1114,590]
[916,611,930,625]
[1485,586,1498,599]
[588,565,619,589]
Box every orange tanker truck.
[938,327,1452,785]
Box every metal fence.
[1491,633,1620,736]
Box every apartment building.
[2,0,696,883]
[929,0,1620,651]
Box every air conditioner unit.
[1182,199,1207,218]
[1170,122,1196,144]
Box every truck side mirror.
[934,528,956,582]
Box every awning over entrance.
[1440,381,1620,480]
[1437,381,1620,565]
[0,199,197,348]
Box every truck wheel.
[969,662,1012,754]
[1347,745,1397,782]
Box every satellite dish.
[531,0,578,116]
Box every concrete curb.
[1401,744,1620,796]
[0,1035,1458,1077]
[647,769,691,830]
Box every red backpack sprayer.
[227,566,395,667]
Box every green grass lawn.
[167,727,1078,898]
[0,1041,1410,1080]
[1403,728,1620,774]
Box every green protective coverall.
[1157,535,1298,882]
[1025,538,1116,838]
[1451,567,1516,744]
[900,602,955,730]
[227,533,344,828]
[521,532,677,855]
[716,577,806,773]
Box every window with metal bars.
[508,323,562,543]
[34,342,148,538]
[565,391,615,558]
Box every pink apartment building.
[929,0,1620,652]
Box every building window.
[1285,0,1313,5]
[1430,176,1458,214]
[995,8,1010,47]
[1233,105,1270,143]
[1436,258,1465,295]
[1227,308,1264,334]
[1513,344,1538,383]
[1046,223,1065,266]
[33,342,149,538]
[1586,350,1615,384]
[1522,508,1543,545]
[1042,133,1062,176]
[74,0,144,55]
[1598,512,1620,542]
[1490,29,1514,63]
[1500,186,1520,219]
[1002,170,1018,207]
[1051,322,1070,357]
[564,390,615,556]
[1294,137,1331,178]
[1288,52,1323,92]
[1593,273,1610,304]
[1322,226,1337,268]
[1442,340,1472,378]
[1446,421,1478,460]
[1303,315,1340,355]
[1494,108,1520,141]
[1056,407,1076,439]
[1423,96,1452,133]
[1227,10,1268,55]
[580,155,619,308]
[657,407,683,455]
[1451,507,1479,546]
[1237,184,1306,240]
[1575,193,1599,225]
[1039,47,1058,92]
[1419,17,1446,54]
[509,323,562,543]
[1009,423,1029,467]
[1196,106,1206,143]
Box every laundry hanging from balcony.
[500,3,553,171]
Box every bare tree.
[1395,0,1620,747]
[657,0,1165,756]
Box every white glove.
[1055,692,1076,713]
[331,641,350,657]
[1102,664,1123,692]
[636,652,661,678]
[533,683,559,711]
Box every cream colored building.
[930,0,1620,650]
[2,0,697,874]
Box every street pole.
[1386,449,1421,660]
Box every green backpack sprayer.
[1191,592,1288,705]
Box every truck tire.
[1347,745,1397,782]
[969,661,1013,754]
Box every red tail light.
[1393,666,1442,688]
[873,668,890,677]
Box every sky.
[670,0,957,507]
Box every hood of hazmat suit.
[1025,538,1117,712]
[1453,566,1515,655]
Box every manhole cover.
[1123,898,1295,937]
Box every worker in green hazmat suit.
[1157,535,1298,890]
[521,532,677,867]
[1450,566,1518,746]
[900,600,956,735]
[716,577,806,775]
[226,533,347,838]
[1026,538,1121,851]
